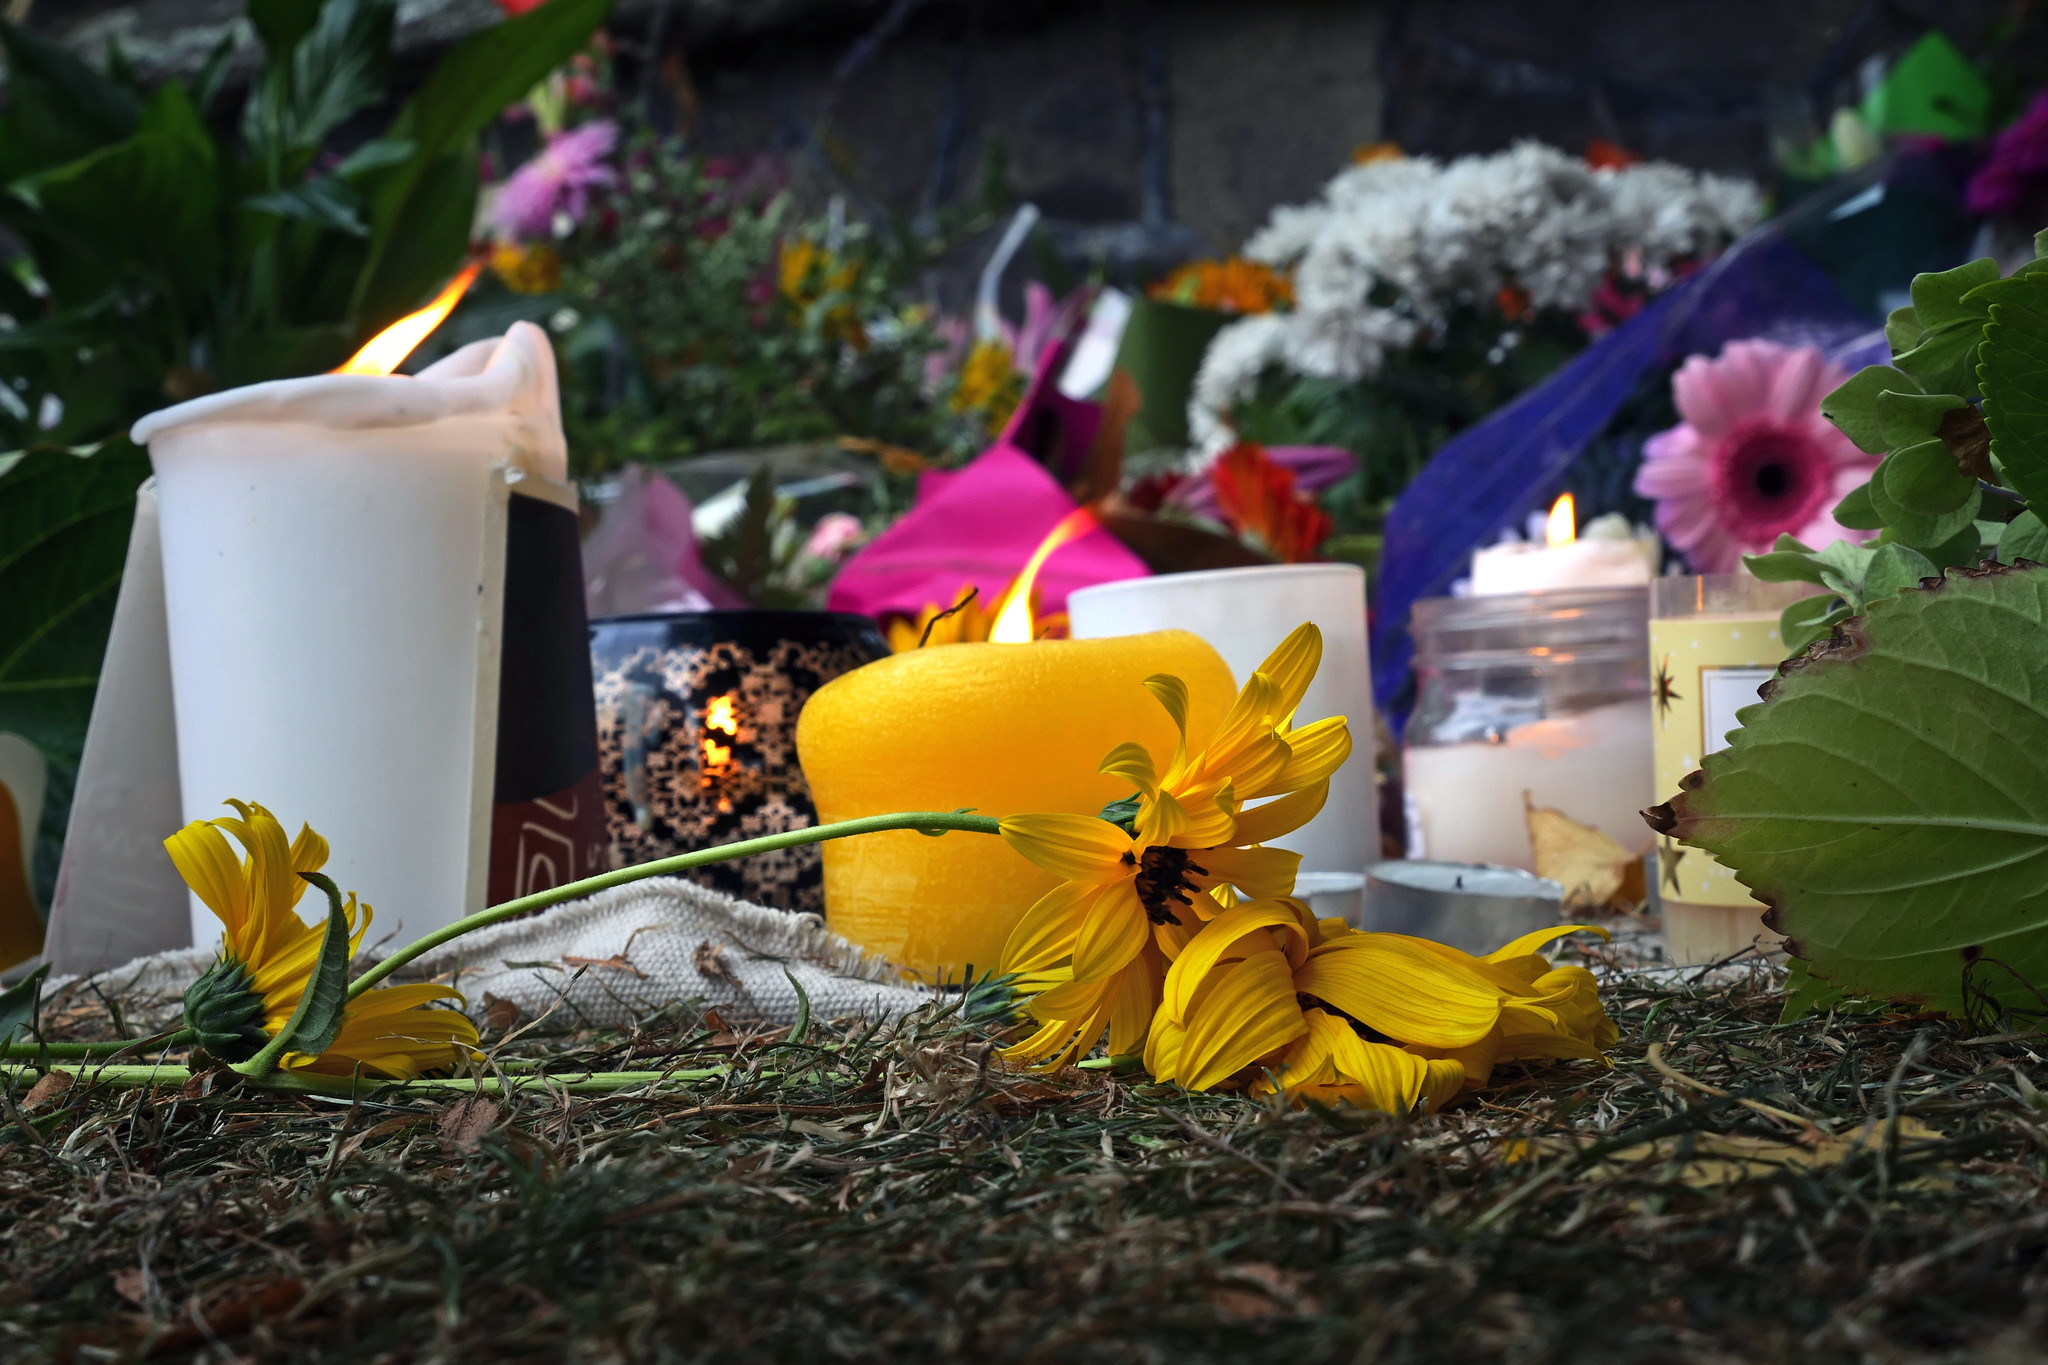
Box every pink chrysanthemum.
[492,120,618,242]
[1633,339,1879,573]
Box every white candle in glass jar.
[1468,496,1658,596]
[1403,697,1655,870]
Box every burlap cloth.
[58,878,934,1029]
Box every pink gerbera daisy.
[492,120,618,242]
[1633,340,1879,573]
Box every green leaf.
[1659,563,2048,1016]
[354,0,611,316]
[0,21,140,173]
[232,871,353,1075]
[1885,306,1925,356]
[1743,538,1831,588]
[1778,594,1849,655]
[244,177,368,237]
[1861,542,1938,599]
[1814,539,1876,602]
[1883,437,1977,514]
[1780,957,1849,1023]
[1977,271,2048,509]
[1821,365,1919,455]
[2000,509,2048,565]
[1892,318,1987,399]
[1867,461,1981,547]
[287,873,353,1057]
[1831,480,1883,530]
[248,0,323,56]
[0,441,149,760]
[1875,390,1968,449]
[0,963,48,1049]
[1925,518,1989,571]
[1909,257,2000,330]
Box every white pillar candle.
[1404,697,1655,871]
[1067,564,1378,914]
[131,323,569,945]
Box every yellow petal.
[1000,813,1136,882]
[1196,673,1284,776]
[1163,899,1312,1019]
[289,821,330,880]
[1296,935,1504,1048]
[1230,781,1329,847]
[1252,717,1353,798]
[164,820,250,941]
[1195,844,1300,900]
[1297,1008,1435,1114]
[1178,949,1308,1090]
[1254,623,1322,721]
[1071,880,1150,983]
[1105,949,1161,1056]
[1158,778,1236,849]
[1137,786,1194,847]
[1000,879,1099,974]
[1144,1012,1189,1082]
[1098,741,1159,795]
[1028,972,1115,1022]
[1484,924,1609,963]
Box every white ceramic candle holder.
[1067,564,1378,918]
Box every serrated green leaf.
[1779,594,1849,654]
[1780,956,1850,1023]
[1875,390,1968,448]
[1867,462,1982,547]
[1821,366,1919,455]
[0,963,48,1049]
[1886,306,1926,356]
[1831,480,1884,530]
[2001,509,2048,565]
[1884,437,1978,514]
[1861,542,1938,599]
[1661,564,2048,1016]
[1977,271,2048,509]
[1910,257,2000,330]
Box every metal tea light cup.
[1363,860,1563,956]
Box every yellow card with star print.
[1647,604,1788,908]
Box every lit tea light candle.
[1468,494,1660,596]
[799,513,1237,981]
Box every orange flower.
[1210,442,1332,563]
[1150,258,1294,315]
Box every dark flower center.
[1710,417,1832,540]
[1134,846,1206,925]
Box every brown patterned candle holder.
[589,611,890,912]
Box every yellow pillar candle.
[796,631,1235,981]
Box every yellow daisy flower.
[995,622,1351,1069]
[1144,900,1616,1114]
[167,801,480,1080]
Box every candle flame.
[700,693,739,775]
[989,507,1098,643]
[333,264,482,376]
[1545,492,1576,548]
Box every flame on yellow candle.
[333,264,482,376]
[1545,492,1576,548]
[989,508,1099,643]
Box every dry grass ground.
[5,949,2048,1364]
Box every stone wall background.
[17,0,2037,279]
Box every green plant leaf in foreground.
[1651,562,2048,1016]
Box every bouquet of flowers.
[1190,143,1762,510]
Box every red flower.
[495,0,550,14]
[1210,442,1332,564]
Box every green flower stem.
[3,1061,731,1098]
[347,809,1003,1000]
[0,1030,195,1061]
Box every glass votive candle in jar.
[1647,574,1813,964]
[1403,586,1652,872]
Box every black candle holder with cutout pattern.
[589,611,890,912]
